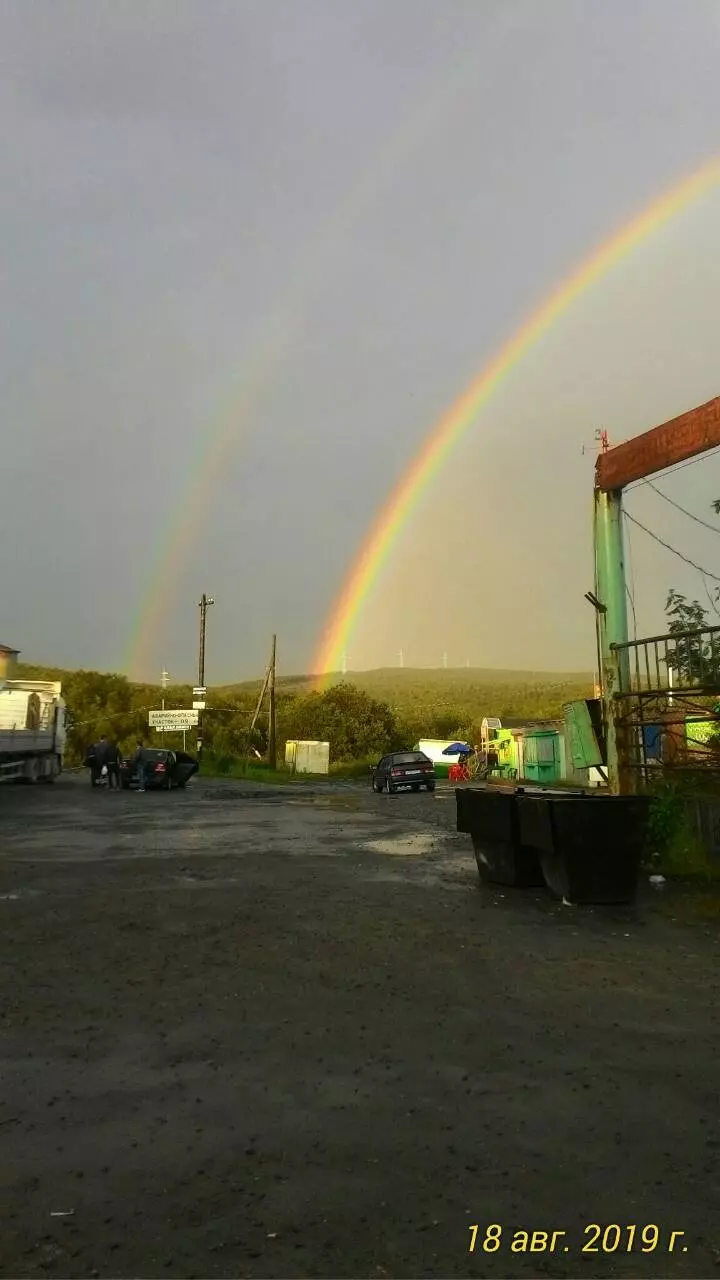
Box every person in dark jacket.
[85,743,100,786]
[94,736,110,787]
[132,741,147,792]
[104,740,120,789]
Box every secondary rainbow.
[124,19,518,681]
[313,157,720,682]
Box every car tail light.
[391,767,403,776]
[156,763,166,772]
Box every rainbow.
[313,157,720,682]
[124,10,522,680]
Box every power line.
[622,513,638,640]
[625,444,720,491]
[643,478,720,536]
[700,572,720,620]
[623,510,720,583]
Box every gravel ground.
[0,775,718,1280]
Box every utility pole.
[341,651,347,676]
[593,487,631,794]
[160,667,169,744]
[443,651,448,670]
[398,649,404,669]
[268,634,277,771]
[197,594,214,759]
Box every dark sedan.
[371,750,435,794]
[120,749,198,791]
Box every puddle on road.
[174,875,242,888]
[363,833,439,858]
[285,795,367,811]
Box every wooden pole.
[250,663,271,733]
[268,634,277,770]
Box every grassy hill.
[16,662,593,735]
[14,661,593,766]
[216,666,594,724]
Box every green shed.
[521,728,563,785]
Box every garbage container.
[517,792,650,904]
[456,786,544,888]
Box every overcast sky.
[3,0,720,682]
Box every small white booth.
[285,739,330,775]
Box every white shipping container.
[0,690,40,730]
[285,739,330,774]
[414,739,467,766]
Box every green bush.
[646,783,718,880]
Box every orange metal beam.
[596,394,720,491]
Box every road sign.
[192,687,207,698]
[149,709,199,731]
[192,700,206,710]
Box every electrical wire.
[701,572,720,620]
[643,478,720,535]
[622,512,638,640]
[625,443,720,491]
[623,510,720,583]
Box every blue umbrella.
[442,741,472,755]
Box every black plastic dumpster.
[517,793,650,904]
[456,787,544,888]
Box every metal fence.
[611,625,720,779]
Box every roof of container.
[503,718,563,731]
[0,644,19,656]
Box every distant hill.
[15,661,594,744]
[215,667,594,725]
[218,665,593,692]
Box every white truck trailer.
[0,678,66,783]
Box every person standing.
[93,736,110,786]
[133,740,147,792]
[105,739,120,790]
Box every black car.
[120,749,198,791]
[371,750,435,794]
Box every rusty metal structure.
[593,393,720,793]
[611,624,720,781]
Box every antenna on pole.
[583,428,610,456]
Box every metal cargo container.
[285,739,330,774]
[521,729,563,785]
[0,689,41,730]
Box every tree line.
[16,663,592,766]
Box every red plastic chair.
[449,763,470,782]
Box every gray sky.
[3,0,720,681]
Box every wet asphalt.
[0,774,718,1279]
